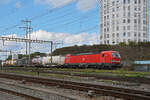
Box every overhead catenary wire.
[32,1,100,25]
[0,0,100,57]
[13,24,98,54]
[30,1,75,21]
[0,0,31,20]
[34,9,99,31]
[0,0,33,33]
[0,0,100,34]
[0,0,76,34]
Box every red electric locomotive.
[64,51,122,69]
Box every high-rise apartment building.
[100,0,149,45]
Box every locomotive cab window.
[112,53,120,58]
[102,54,105,57]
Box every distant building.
[134,60,150,72]
[100,0,149,45]
[12,54,18,60]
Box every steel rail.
[4,67,150,84]
[0,88,42,100]
[0,73,150,100]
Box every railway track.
[0,88,42,100]
[36,70,150,84]
[0,73,150,100]
[3,67,150,84]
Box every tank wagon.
[2,51,122,69]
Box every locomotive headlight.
[111,60,120,63]
[111,60,115,63]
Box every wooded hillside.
[53,42,150,61]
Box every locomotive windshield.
[112,53,120,58]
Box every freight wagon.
[2,51,122,69]
[42,56,65,67]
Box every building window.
[134,13,137,17]
[127,19,130,23]
[107,28,109,32]
[117,0,119,3]
[123,6,126,10]
[107,15,109,19]
[107,22,109,26]
[116,14,119,17]
[134,32,137,37]
[134,19,137,23]
[138,13,141,17]
[143,0,146,4]
[104,28,106,32]
[107,40,109,44]
[123,39,126,42]
[104,10,106,14]
[104,22,106,26]
[117,33,119,37]
[128,0,130,3]
[123,13,126,17]
[128,32,130,37]
[143,33,146,37]
[143,26,147,31]
[138,7,141,11]
[123,26,126,30]
[127,26,130,30]
[100,36,103,39]
[112,8,115,12]
[117,39,119,43]
[128,12,130,17]
[107,34,109,38]
[112,26,115,31]
[128,39,130,42]
[138,19,141,24]
[143,20,146,24]
[123,19,126,23]
[123,32,126,37]
[104,34,106,38]
[138,0,141,4]
[117,26,119,31]
[138,39,141,42]
[135,0,137,4]
[117,20,119,24]
[128,6,130,10]
[112,1,115,6]
[123,0,126,4]
[134,39,137,42]
[112,33,115,38]
[107,9,109,13]
[117,7,119,11]
[138,33,141,37]
[112,14,115,18]
[134,25,137,30]
[134,6,137,11]
[104,16,106,20]
[104,4,106,8]
[112,41,115,44]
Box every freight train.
[1,51,122,69]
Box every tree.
[7,55,12,60]
[128,41,137,47]
[119,42,127,46]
